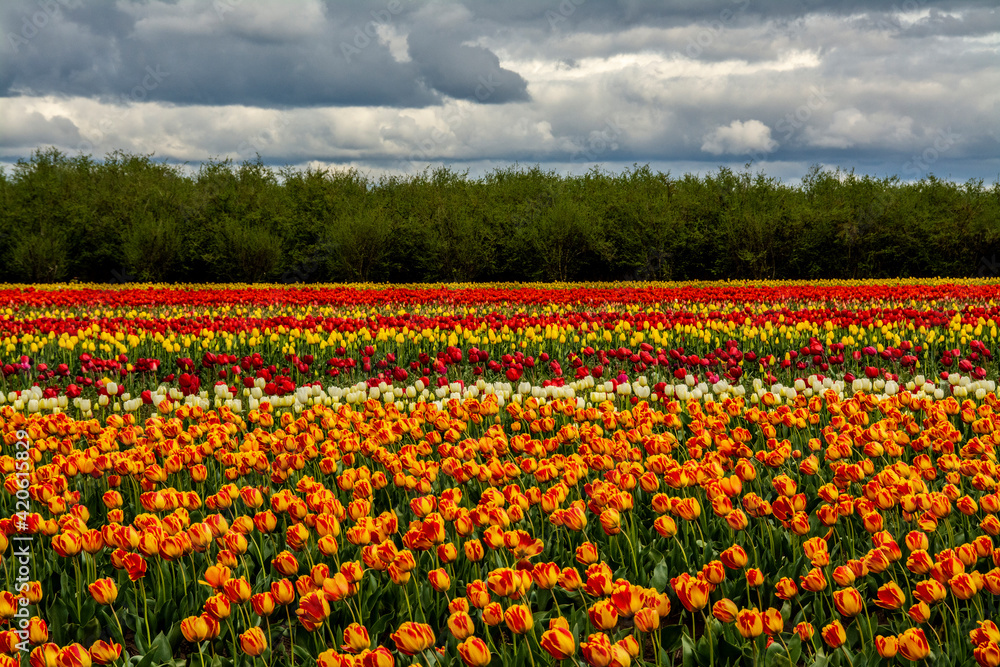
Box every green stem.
[702,611,715,667]
[227,618,239,666]
[138,579,152,648]
[110,606,126,644]
[285,605,296,667]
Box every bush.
[1,148,998,283]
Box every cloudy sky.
[2,0,998,182]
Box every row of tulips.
[0,283,999,667]
[3,384,1000,666]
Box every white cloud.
[376,24,411,63]
[2,1,998,181]
[701,120,778,155]
[803,108,916,149]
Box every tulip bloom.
[774,577,798,600]
[875,635,898,659]
[88,641,121,666]
[447,612,475,640]
[653,516,677,538]
[971,621,1000,646]
[872,581,906,610]
[271,579,296,605]
[250,592,276,617]
[898,628,930,661]
[906,531,929,552]
[30,644,60,667]
[342,623,370,653]
[908,602,931,624]
[575,542,599,565]
[588,600,619,630]
[466,581,491,609]
[390,622,435,656]
[272,550,299,576]
[237,627,266,657]
[123,554,147,581]
[532,562,561,590]
[27,618,48,645]
[223,577,252,604]
[457,637,491,667]
[736,608,763,638]
[88,579,118,606]
[800,567,827,592]
[713,599,738,623]
[541,627,576,660]
[56,644,91,667]
[762,608,783,635]
[634,607,660,633]
[362,646,395,667]
[913,579,947,604]
[610,583,642,618]
[720,545,748,569]
[52,534,83,558]
[581,633,613,667]
[482,603,503,627]
[975,641,1000,667]
[950,573,978,600]
[180,616,209,642]
[833,588,863,617]
[821,620,846,648]
[504,604,534,635]
[671,574,710,611]
[702,560,725,585]
[296,591,331,623]
[831,565,856,587]
[464,540,485,562]
[428,568,451,593]
[203,594,231,620]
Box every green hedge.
[1,147,998,283]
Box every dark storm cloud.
[0,0,526,107]
[0,0,996,183]
[407,32,530,104]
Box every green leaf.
[292,644,314,663]
[659,624,684,653]
[49,603,68,642]
[681,632,696,667]
[764,638,802,667]
[98,609,126,646]
[78,617,101,645]
[134,626,147,655]
[166,622,183,654]
[649,558,669,591]
[786,634,803,666]
[154,632,173,664]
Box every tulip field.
[5,280,1000,667]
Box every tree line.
[1,147,998,284]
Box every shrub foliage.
[2,148,998,283]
